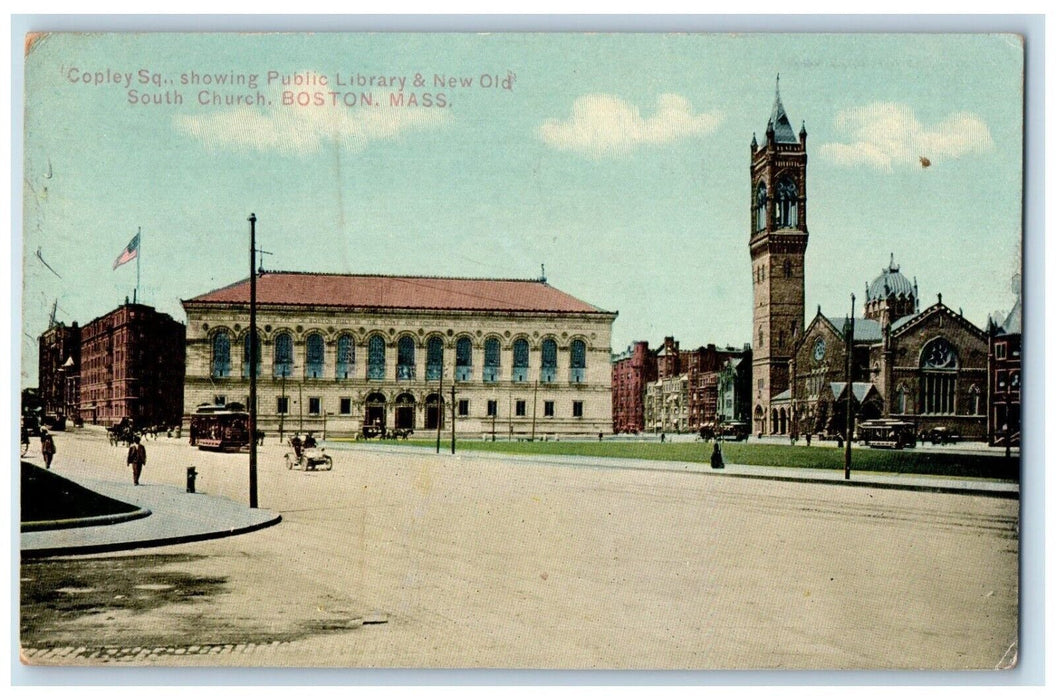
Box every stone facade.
[181,273,616,439]
[987,298,1021,446]
[749,80,809,436]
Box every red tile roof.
[184,272,612,315]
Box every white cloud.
[819,102,994,171]
[173,91,448,155]
[538,93,723,158]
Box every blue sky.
[20,32,1023,386]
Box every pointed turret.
[768,75,799,144]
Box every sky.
[18,32,1024,387]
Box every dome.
[867,255,915,303]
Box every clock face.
[812,337,826,361]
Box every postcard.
[19,30,1023,671]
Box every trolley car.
[858,419,917,450]
[190,404,251,452]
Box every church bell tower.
[749,77,808,435]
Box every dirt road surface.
[20,430,1019,670]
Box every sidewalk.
[21,468,281,558]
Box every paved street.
[20,429,1019,670]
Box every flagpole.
[135,226,141,303]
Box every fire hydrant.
[186,466,198,493]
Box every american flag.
[113,233,140,269]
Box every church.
[749,81,990,440]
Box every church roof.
[1000,295,1022,335]
[768,77,800,145]
[184,271,613,315]
[867,254,916,302]
[824,315,883,343]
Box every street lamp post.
[844,293,856,480]
[248,213,259,509]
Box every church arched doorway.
[424,393,444,430]
[395,393,416,431]
[365,392,386,432]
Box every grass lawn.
[21,462,140,525]
[343,438,1019,481]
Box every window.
[570,339,586,383]
[367,335,386,380]
[308,397,321,415]
[776,177,798,228]
[783,259,792,278]
[458,399,469,417]
[995,342,1006,360]
[336,334,355,379]
[277,396,289,414]
[515,400,527,417]
[920,338,959,414]
[456,337,473,381]
[305,333,324,379]
[572,401,584,418]
[397,336,416,380]
[486,399,497,417]
[274,332,294,378]
[426,336,443,380]
[755,183,767,232]
[544,400,555,417]
[339,397,351,415]
[541,339,557,383]
[211,331,231,378]
[483,337,501,382]
[242,333,261,377]
[512,339,529,382]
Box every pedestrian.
[40,430,56,469]
[127,435,147,485]
[710,441,725,469]
[805,432,812,447]
[304,432,317,449]
[598,432,603,442]
[660,432,666,444]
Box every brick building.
[181,272,617,439]
[611,341,658,434]
[78,303,186,427]
[987,296,1021,446]
[643,337,750,434]
[38,321,80,421]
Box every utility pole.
[491,399,497,442]
[531,379,538,441]
[279,370,286,442]
[436,368,443,454]
[247,213,258,509]
[844,293,856,480]
[450,380,457,454]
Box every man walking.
[40,430,56,469]
[127,435,147,485]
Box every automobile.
[920,426,960,445]
[717,421,749,441]
[285,446,333,471]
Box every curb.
[20,507,153,533]
[21,513,283,559]
[703,470,1020,499]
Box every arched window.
[273,332,294,378]
[455,336,473,381]
[426,337,444,381]
[783,259,792,278]
[758,327,765,349]
[570,339,586,383]
[512,338,529,382]
[541,339,558,383]
[969,385,982,415]
[211,331,231,378]
[305,333,324,379]
[367,335,386,380]
[755,183,767,232]
[895,383,909,414]
[776,177,798,228]
[483,337,501,382]
[336,334,355,379]
[242,333,261,378]
[920,337,959,414]
[397,336,416,380]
